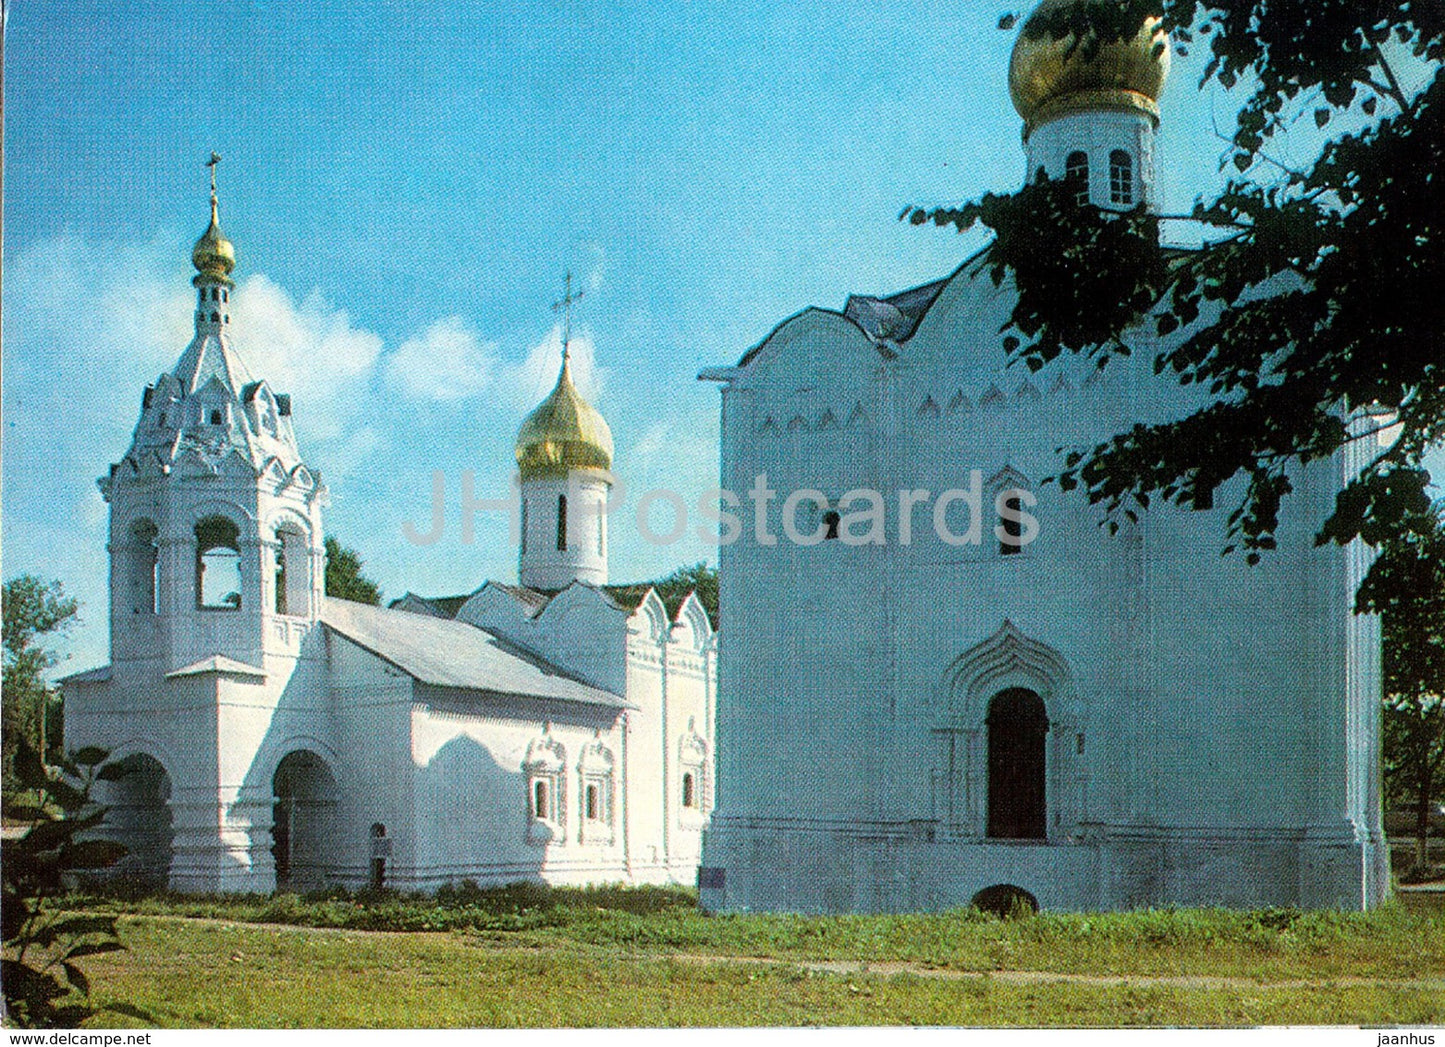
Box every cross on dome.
[551,271,585,362]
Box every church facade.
[695,0,1389,913]
[62,175,716,894]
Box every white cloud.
[503,323,607,411]
[230,275,384,443]
[383,316,498,401]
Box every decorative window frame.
[678,719,710,829]
[985,466,1034,559]
[523,731,567,846]
[577,736,615,846]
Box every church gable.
[734,307,883,389]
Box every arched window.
[195,516,242,610]
[1065,151,1089,207]
[678,724,709,821]
[822,510,841,541]
[556,494,568,551]
[577,737,615,843]
[129,519,159,615]
[1109,149,1134,206]
[273,523,310,617]
[524,732,567,843]
[999,492,1026,555]
[986,688,1049,839]
[520,499,528,557]
[210,311,220,323]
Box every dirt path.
[107,912,1445,993]
[668,953,1445,991]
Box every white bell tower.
[101,154,327,675]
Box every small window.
[585,784,599,821]
[999,493,1025,556]
[1065,151,1089,207]
[822,510,841,541]
[520,500,528,557]
[682,772,696,809]
[534,779,549,821]
[556,494,568,551]
[223,315,229,323]
[210,409,223,425]
[1109,150,1134,206]
[210,311,220,322]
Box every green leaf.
[71,746,109,767]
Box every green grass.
[67,883,1445,982]
[41,885,1445,1027]
[70,914,1445,1028]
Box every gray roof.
[167,655,266,680]
[320,598,629,709]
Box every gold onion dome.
[515,355,614,481]
[192,195,236,284]
[1009,0,1170,136]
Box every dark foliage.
[3,576,79,798]
[903,0,1444,574]
[324,536,382,606]
[2,741,128,1027]
[1360,501,1445,873]
[643,562,719,628]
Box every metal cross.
[551,271,585,361]
[206,152,222,196]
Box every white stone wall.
[701,255,1385,913]
[519,474,611,589]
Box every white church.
[695,0,1390,912]
[62,169,717,894]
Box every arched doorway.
[272,750,339,893]
[104,753,174,890]
[986,688,1049,839]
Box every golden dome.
[192,194,236,285]
[1008,0,1170,137]
[515,355,614,481]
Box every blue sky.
[3,1,1431,672]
